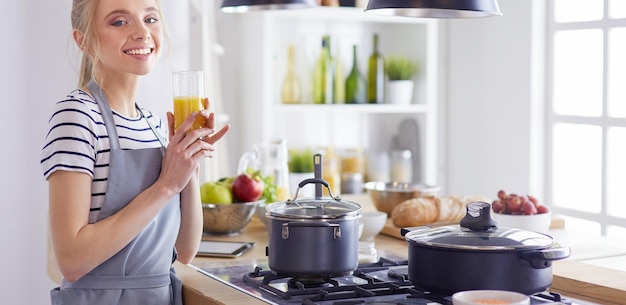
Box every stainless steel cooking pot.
[401,201,570,295]
[265,178,361,279]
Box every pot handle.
[521,247,571,269]
[282,221,342,239]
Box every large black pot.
[265,178,362,279]
[401,201,570,295]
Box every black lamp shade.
[365,0,502,18]
[221,0,318,13]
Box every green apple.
[217,176,235,189]
[200,182,233,204]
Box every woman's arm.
[49,113,219,282]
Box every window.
[546,0,626,237]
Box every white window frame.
[544,0,626,236]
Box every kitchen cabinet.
[217,7,440,185]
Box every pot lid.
[403,202,554,251]
[266,178,361,219]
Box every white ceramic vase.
[386,80,414,105]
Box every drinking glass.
[172,71,204,131]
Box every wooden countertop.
[48,194,626,305]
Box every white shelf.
[273,104,430,114]
[217,7,440,185]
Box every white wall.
[445,0,534,197]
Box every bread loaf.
[391,197,439,227]
[391,195,491,227]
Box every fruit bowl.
[364,181,440,215]
[492,211,552,233]
[202,200,263,235]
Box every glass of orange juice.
[172,70,204,131]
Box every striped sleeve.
[41,91,100,179]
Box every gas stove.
[193,256,580,305]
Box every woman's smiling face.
[93,0,163,78]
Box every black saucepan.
[401,201,570,295]
[265,178,361,279]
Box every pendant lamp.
[365,0,502,18]
[221,0,318,13]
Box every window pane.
[554,0,603,22]
[610,0,626,19]
[552,123,602,213]
[553,30,603,117]
[607,127,626,218]
[607,225,626,239]
[608,28,626,118]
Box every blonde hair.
[71,0,169,88]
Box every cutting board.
[380,217,566,240]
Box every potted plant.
[385,55,418,105]
[287,148,315,197]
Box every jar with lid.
[340,148,366,194]
[390,149,413,183]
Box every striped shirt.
[41,89,167,223]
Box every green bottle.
[313,36,333,104]
[367,33,385,104]
[333,43,345,104]
[345,45,366,104]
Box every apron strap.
[137,106,167,152]
[86,80,121,150]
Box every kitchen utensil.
[364,181,440,215]
[452,290,530,305]
[202,200,262,235]
[401,201,570,295]
[265,178,362,278]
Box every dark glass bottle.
[345,45,366,104]
[367,33,385,104]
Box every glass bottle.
[281,45,301,104]
[333,44,345,104]
[345,45,366,104]
[322,146,341,196]
[313,36,334,104]
[367,33,385,104]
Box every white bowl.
[452,290,530,305]
[492,211,552,233]
[359,211,388,241]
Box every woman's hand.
[160,99,230,194]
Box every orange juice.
[173,96,204,131]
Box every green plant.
[385,55,418,81]
[288,148,315,173]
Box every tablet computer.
[196,240,255,258]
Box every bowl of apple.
[490,190,552,234]
[200,172,265,235]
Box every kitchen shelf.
[273,104,430,114]
[216,6,440,186]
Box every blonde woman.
[41,0,229,304]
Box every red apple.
[231,173,265,202]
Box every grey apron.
[50,81,183,305]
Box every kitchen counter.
[48,194,626,305]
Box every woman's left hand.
[198,98,230,146]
